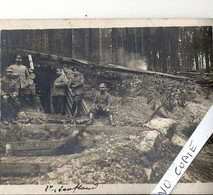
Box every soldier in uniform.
[9,55,30,105]
[69,67,84,116]
[87,83,115,126]
[51,68,68,115]
[1,67,21,125]
[177,88,187,107]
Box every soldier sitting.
[176,89,187,107]
[87,83,115,126]
[1,67,21,125]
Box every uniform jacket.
[1,76,19,96]
[52,74,68,96]
[9,64,30,88]
[93,91,111,108]
[64,69,74,80]
[69,72,84,95]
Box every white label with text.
[151,105,213,195]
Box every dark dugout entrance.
[33,59,88,114]
[34,66,56,113]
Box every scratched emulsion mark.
[151,105,213,195]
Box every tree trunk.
[205,52,210,73]
[71,30,75,58]
[99,29,103,63]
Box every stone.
[145,117,177,138]
[144,168,152,181]
[93,173,100,180]
[78,137,94,148]
[82,132,89,137]
[71,130,79,137]
[129,135,137,140]
[171,134,186,147]
[136,130,160,154]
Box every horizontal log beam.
[12,49,189,81]
[6,137,76,156]
[1,160,50,176]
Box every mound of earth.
[1,72,213,185]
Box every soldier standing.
[1,67,21,125]
[87,83,115,126]
[9,55,30,105]
[63,64,74,80]
[51,68,68,115]
[69,67,84,117]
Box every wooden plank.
[12,149,58,156]
[65,90,73,116]
[14,48,189,80]
[8,140,68,156]
[10,140,66,151]
[67,88,74,103]
[66,87,74,116]
[5,132,78,156]
[65,104,72,116]
[80,99,89,116]
[1,161,50,176]
[28,54,34,71]
[67,100,73,111]
[107,64,188,80]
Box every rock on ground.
[136,130,160,155]
[145,117,177,138]
[171,134,186,147]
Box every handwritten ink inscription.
[45,183,99,193]
[158,140,197,195]
[158,180,171,195]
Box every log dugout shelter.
[1,27,212,112]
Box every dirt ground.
[1,76,213,185]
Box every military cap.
[16,54,22,59]
[6,67,13,72]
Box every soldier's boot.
[109,115,115,126]
[87,113,94,125]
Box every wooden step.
[1,160,50,176]
[6,139,74,156]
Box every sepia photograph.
[0,21,213,193]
